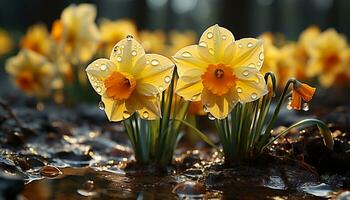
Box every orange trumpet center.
[201,63,236,96]
[104,71,136,100]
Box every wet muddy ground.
[0,76,350,199]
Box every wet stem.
[216,72,334,162]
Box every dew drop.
[164,76,171,83]
[242,70,249,76]
[100,64,107,71]
[238,44,243,48]
[207,32,213,39]
[94,63,99,67]
[259,52,264,60]
[146,60,150,65]
[131,50,137,56]
[208,48,215,55]
[191,94,200,101]
[181,51,192,58]
[123,111,130,119]
[121,45,125,48]
[158,86,164,91]
[40,165,62,178]
[222,35,227,40]
[98,101,105,110]
[117,56,122,62]
[208,113,215,120]
[237,87,243,93]
[287,97,292,110]
[96,87,102,93]
[302,103,309,111]
[247,42,253,48]
[203,105,210,113]
[151,59,160,66]
[257,61,262,67]
[199,41,207,47]
[126,35,133,40]
[142,111,149,119]
[251,93,258,99]
[248,63,255,68]
[113,46,121,55]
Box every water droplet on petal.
[243,70,249,76]
[251,93,258,99]
[191,94,200,101]
[117,56,122,62]
[123,111,130,119]
[207,32,213,39]
[96,87,102,93]
[158,86,164,91]
[208,48,215,55]
[199,41,207,47]
[113,46,121,55]
[259,52,264,60]
[98,101,105,110]
[100,64,107,71]
[151,59,159,66]
[131,50,137,56]
[164,76,171,83]
[121,45,125,48]
[208,113,215,120]
[287,97,292,110]
[237,87,243,93]
[247,42,253,48]
[142,111,149,119]
[181,51,192,58]
[302,103,309,111]
[222,35,227,40]
[248,63,255,68]
[257,61,262,67]
[94,63,99,67]
[238,44,243,48]
[126,35,133,40]
[203,105,209,112]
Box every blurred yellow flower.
[5,50,55,97]
[139,30,166,54]
[174,24,268,119]
[307,28,347,87]
[52,4,100,64]
[99,19,138,57]
[86,36,175,121]
[259,33,280,76]
[0,28,12,57]
[166,30,197,56]
[20,24,52,56]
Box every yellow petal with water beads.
[230,38,264,70]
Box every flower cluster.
[260,26,349,88]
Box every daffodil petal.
[173,45,209,78]
[126,93,161,120]
[86,58,117,95]
[235,67,268,103]
[110,37,145,73]
[201,88,238,119]
[102,95,133,122]
[176,78,203,101]
[231,38,264,70]
[135,54,175,96]
[199,24,235,62]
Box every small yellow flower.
[99,19,138,56]
[307,28,347,87]
[86,36,175,121]
[20,24,52,56]
[139,30,166,54]
[52,4,100,63]
[5,50,55,97]
[174,24,268,119]
[0,28,12,57]
[291,81,316,110]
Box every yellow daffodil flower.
[307,28,347,87]
[139,30,166,54]
[174,24,268,119]
[20,24,52,57]
[86,36,175,121]
[5,50,55,97]
[51,4,100,64]
[99,19,138,57]
[290,81,316,110]
[0,28,12,57]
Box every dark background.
[0,0,350,40]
